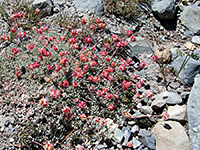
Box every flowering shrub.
[0,10,158,149]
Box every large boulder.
[152,0,176,20]
[187,74,200,150]
[180,5,200,35]
[152,121,190,150]
[72,0,103,16]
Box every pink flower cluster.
[49,87,60,99]
[10,12,23,19]
[28,62,40,70]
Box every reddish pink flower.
[78,101,86,109]
[130,35,136,42]
[151,55,158,62]
[107,75,114,82]
[62,106,71,115]
[27,44,34,50]
[122,80,132,90]
[136,83,141,89]
[113,94,119,100]
[52,72,58,79]
[55,64,61,71]
[90,24,95,30]
[119,64,126,71]
[15,72,20,76]
[108,104,114,110]
[90,60,97,67]
[39,97,48,107]
[104,43,110,50]
[161,112,170,120]
[112,34,120,42]
[46,65,52,70]
[63,80,69,87]
[44,142,54,150]
[72,82,78,88]
[84,37,92,44]
[10,28,16,32]
[92,76,99,82]
[96,18,102,23]
[90,86,94,91]
[126,142,133,148]
[145,91,153,99]
[50,89,60,99]
[104,93,112,100]
[81,19,87,25]
[0,34,7,41]
[96,90,103,97]
[38,56,43,61]
[134,93,140,99]
[105,56,111,62]
[139,61,146,68]
[34,8,40,13]
[126,30,133,37]
[111,62,116,68]
[52,45,58,51]
[116,41,122,48]
[123,112,131,118]
[12,48,19,55]
[122,41,128,47]
[59,36,65,41]
[100,50,108,57]
[83,64,89,70]
[71,30,78,36]
[98,23,105,29]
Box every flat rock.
[180,5,200,34]
[172,56,200,85]
[151,91,182,109]
[128,37,154,57]
[152,121,190,150]
[187,74,200,150]
[73,0,103,16]
[138,129,156,150]
[167,105,187,122]
[152,0,176,20]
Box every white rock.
[152,121,190,150]
[167,105,187,122]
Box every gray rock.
[131,125,139,135]
[180,5,200,34]
[192,36,200,45]
[172,56,200,85]
[152,0,176,20]
[132,137,141,149]
[141,106,153,115]
[128,37,154,57]
[73,0,103,16]
[151,96,166,110]
[151,91,182,109]
[138,129,156,150]
[152,121,190,150]
[167,105,187,122]
[184,30,194,37]
[33,0,54,17]
[113,128,123,143]
[187,74,200,150]
[122,127,132,146]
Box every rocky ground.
[0,0,200,150]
